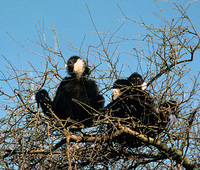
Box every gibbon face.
[65,56,90,78]
[112,73,147,100]
[128,72,147,90]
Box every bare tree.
[0,1,199,169]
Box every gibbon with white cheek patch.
[36,56,104,127]
[106,72,158,147]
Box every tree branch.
[120,126,198,170]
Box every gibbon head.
[65,56,90,78]
[128,72,147,90]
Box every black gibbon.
[110,72,154,123]
[36,56,105,127]
[107,72,162,147]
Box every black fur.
[52,76,104,125]
[35,89,53,118]
[110,72,154,122]
[107,73,162,147]
[36,56,104,127]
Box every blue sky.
[1,0,199,66]
[0,0,200,109]
[0,2,199,168]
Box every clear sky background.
[0,0,200,113]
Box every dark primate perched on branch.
[1,1,199,169]
[110,72,155,123]
[106,72,170,147]
[36,56,105,127]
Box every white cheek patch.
[74,59,85,76]
[141,81,147,90]
[65,64,68,70]
[112,88,121,100]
